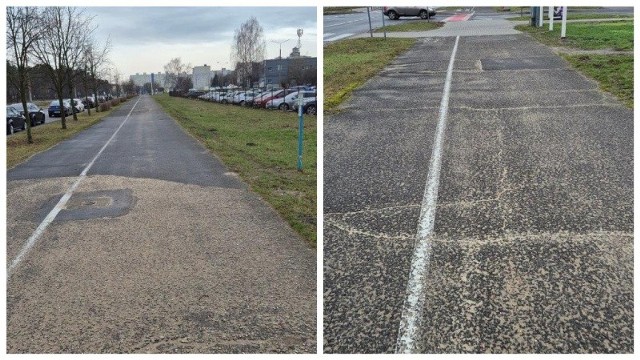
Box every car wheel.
[387,10,399,20]
[420,10,429,19]
[239,100,245,106]
[22,122,26,131]
[8,124,14,135]
[279,103,289,111]
[306,104,317,115]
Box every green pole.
[297,92,304,171]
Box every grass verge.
[153,94,317,245]
[517,21,633,108]
[374,21,443,33]
[324,7,362,15]
[515,21,633,50]
[508,13,632,21]
[324,37,416,111]
[7,100,129,168]
[563,54,633,108]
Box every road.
[7,95,316,353]
[323,8,385,43]
[323,13,633,354]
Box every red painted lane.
[444,13,473,22]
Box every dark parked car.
[383,6,436,20]
[48,100,71,117]
[7,106,27,135]
[82,97,95,108]
[9,102,46,126]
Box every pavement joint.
[325,219,414,241]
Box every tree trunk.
[59,93,67,129]
[69,81,78,121]
[19,69,33,144]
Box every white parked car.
[66,98,85,113]
[278,91,317,111]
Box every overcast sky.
[82,7,317,79]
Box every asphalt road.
[323,8,385,43]
[7,95,316,353]
[324,21,633,354]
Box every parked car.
[279,91,316,111]
[8,102,46,126]
[383,6,436,20]
[82,97,95,109]
[255,89,298,108]
[292,94,318,114]
[48,100,72,117]
[66,98,85,113]
[7,106,27,135]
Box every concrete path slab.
[324,33,632,353]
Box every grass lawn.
[518,21,633,108]
[6,100,130,168]
[324,7,361,15]
[324,37,416,111]
[374,21,443,33]
[563,54,634,108]
[153,94,317,245]
[508,13,632,21]
[515,21,633,50]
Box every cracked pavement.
[324,34,633,353]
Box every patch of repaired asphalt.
[7,175,316,353]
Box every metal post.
[537,6,543,27]
[381,7,387,39]
[561,6,567,38]
[549,6,554,31]
[367,7,373,37]
[297,91,304,171]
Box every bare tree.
[62,8,94,121]
[6,7,45,143]
[84,36,111,112]
[112,67,121,98]
[164,57,190,91]
[232,17,265,89]
[33,7,79,129]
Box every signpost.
[561,6,567,39]
[297,91,304,171]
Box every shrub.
[99,101,111,112]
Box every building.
[129,72,168,88]
[192,64,212,90]
[262,50,317,88]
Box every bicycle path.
[324,32,632,353]
[7,95,316,353]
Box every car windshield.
[49,101,60,106]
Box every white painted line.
[323,33,354,42]
[7,96,142,277]
[395,35,460,354]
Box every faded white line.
[7,96,142,277]
[323,33,354,42]
[395,35,460,354]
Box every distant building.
[192,64,212,90]
[129,72,167,88]
[262,47,316,88]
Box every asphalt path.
[7,95,316,353]
[323,28,633,354]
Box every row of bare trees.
[6,6,111,143]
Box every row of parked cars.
[7,95,112,135]
[194,87,317,115]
